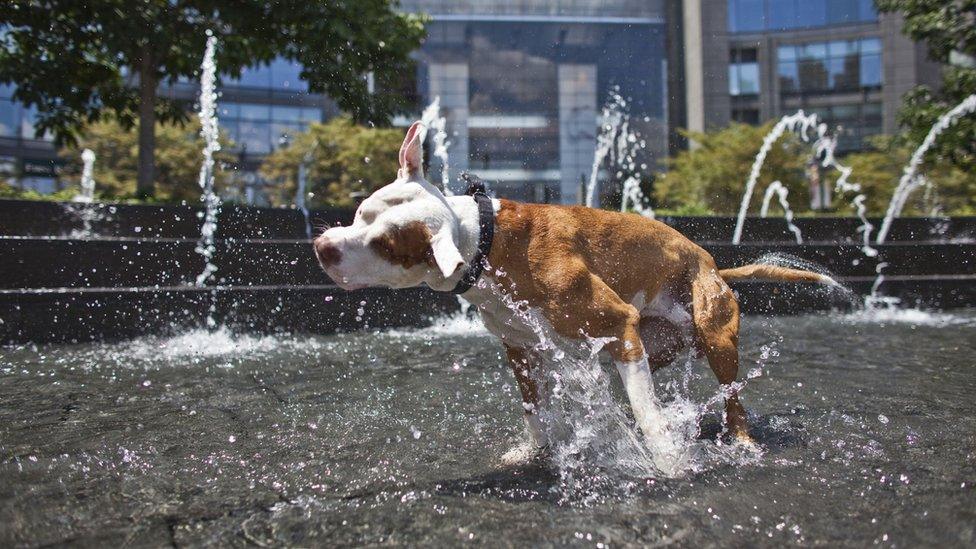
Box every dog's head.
[313,121,465,291]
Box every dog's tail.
[719,264,838,286]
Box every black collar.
[450,180,495,294]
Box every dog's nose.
[314,235,342,268]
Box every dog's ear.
[398,121,425,178]
[429,227,464,279]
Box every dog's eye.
[356,207,376,223]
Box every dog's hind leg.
[690,266,751,441]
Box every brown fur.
[368,221,433,270]
[484,200,827,438]
[719,264,830,284]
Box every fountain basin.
[1,312,974,546]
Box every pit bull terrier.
[314,121,835,456]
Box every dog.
[314,121,834,456]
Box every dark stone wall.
[1,199,973,343]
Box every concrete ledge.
[0,286,459,344]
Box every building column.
[683,0,705,137]
[428,63,469,195]
[558,64,597,205]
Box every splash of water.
[876,94,976,244]
[759,181,802,244]
[733,112,876,258]
[74,149,96,203]
[732,112,819,244]
[587,90,654,217]
[194,32,222,289]
[468,275,761,494]
[296,150,312,239]
[420,97,452,195]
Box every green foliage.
[259,117,404,208]
[0,1,427,142]
[653,123,809,215]
[0,181,76,202]
[875,0,976,175]
[58,119,235,202]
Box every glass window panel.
[738,63,760,94]
[729,0,765,32]
[829,40,858,57]
[737,48,758,63]
[271,105,303,123]
[833,104,858,121]
[860,37,882,55]
[270,58,308,91]
[729,66,740,95]
[238,121,271,153]
[778,61,799,92]
[778,45,797,61]
[732,108,761,125]
[300,107,322,122]
[796,0,827,28]
[831,56,861,90]
[860,53,882,87]
[827,0,857,24]
[768,0,799,30]
[20,105,38,139]
[236,64,272,88]
[863,102,882,119]
[799,59,829,91]
[0,99,18,137]
[239,104,271,121]
[799,43,828,60]
[218,102,241,119]
[858,0,878,21]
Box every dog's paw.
[499,442,549,466]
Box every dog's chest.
[463,288,552,348]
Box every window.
[729,49,760,96]
[728,0,765,33]
[778,37,882,94]
[729,0,877,33]
[228,58,310,91]
[732,108,761,124]
[221,101,322,154]
[809,102,882,151]
[0,99,17,137]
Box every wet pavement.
[1,309,975,547]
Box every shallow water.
[1,310,975,546]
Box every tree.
[58,118,235,202]
[0,1,426,199]
[875,0,976,174]
[259,116,404,208]
[653,123,810,215]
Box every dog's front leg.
[504,345,548,450]
[536,264,683,469]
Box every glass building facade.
[716,0,891,152]
[402,0,668,204]
[727,0,877,33]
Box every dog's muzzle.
[313,235,343,268]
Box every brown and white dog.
[314,121,834,457]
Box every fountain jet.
[194,32,222,289]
